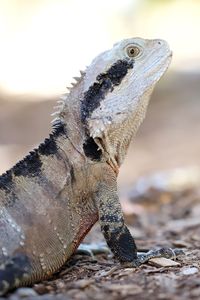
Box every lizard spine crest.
[51,70,85,127]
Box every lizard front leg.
[94,170,182,266]
[95,180,138,263]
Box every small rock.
[181,266,198,275]
[149,257,180,267]
[72,279,94,289]
[172,240,190,248]
[33,284,49,295]
[14,287,38,297]
[105,283,142,296]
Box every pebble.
[13,288,38,297]
[149,257,181,267]
[181,266,198,275]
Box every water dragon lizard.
[0,37,179,295]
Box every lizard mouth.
[143,52,172,84]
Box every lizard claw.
[122,247,185,268]
[144,247,185,260]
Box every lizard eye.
[126,45,141,58]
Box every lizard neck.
[54,75,87,156]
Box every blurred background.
[0,0,200,191]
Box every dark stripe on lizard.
[81,59,134,122]
[0,122,66,192]
[0,254,31,295]
[81,59,134,161]
[83,137,102,161]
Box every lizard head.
[56,38,172,172]
[60,38,172,173]
[81,38,172,173]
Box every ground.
[1,178,200,300]
[33,182,200,300]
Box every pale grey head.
[81,38,172,172]
[57,38,172,173]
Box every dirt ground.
[34,182,200,300]
[1,70,200,299]
[2,180,200,300]
[34,183,200,300]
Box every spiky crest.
[51,70,86,128]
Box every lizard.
[0,37,177,295]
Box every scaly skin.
[0,38,173,295]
